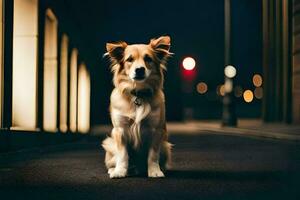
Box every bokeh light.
[243,90,254,103]
[254,87,263,99]
[196,82,208,94]
[217,84,225,96]
[224,65,237,78]
[182,57,196,70]
[252,74,263,87]
[234,86,243,98]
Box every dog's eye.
[126,56,134,62]
[144,55,153,63]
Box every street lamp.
[222,0,237,127]
[182,57,196,71]
[222,65,237,126]
[224,65,236,78]
[181,56,197,121]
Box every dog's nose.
[135,67,145,77]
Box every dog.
[102,36,173,178]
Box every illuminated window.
[43,9,58,132]
[0,0,3,127]
[70,49,78,132]
[78,63,90,133]
[12,0,38,130]
[60,34,69,132]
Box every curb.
[193,126,300,142]
[91,124,300,142]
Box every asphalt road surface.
[0,131,300,200]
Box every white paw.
[148,166,165,178]
[109,168,127,179]
[108,168,115,175]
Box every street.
[0,131,300,200]
[1,1,300,199]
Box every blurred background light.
[224,80,233,93]
[234,86,243,97]
[78,63,91,133]
[60,34,69,133]
[43,9,58,132]
[70,48,78,132]
[252,74,263,87]
[182,57,196,71]
[243,90,254,103]
[216,84,225,96]
[196,82,208,94]
[254,87,263,99]
[12,0,38,130]
[224,65,236,78]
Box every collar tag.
[134,97,142,106]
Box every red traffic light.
[181,57,197,81]
[182,57,196,70]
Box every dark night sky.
[59,0,262,124]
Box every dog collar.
[131,89,153,106]
[134,97,142,106]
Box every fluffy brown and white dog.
[102,36,173,178]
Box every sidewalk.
[91,119,300,141]
[167,119,300,141]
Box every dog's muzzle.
[133,67,146,80]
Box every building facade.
[263,0,300,123]
[0,0,91,134]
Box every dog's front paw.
[108,168,115,175]
[109,168,127,179]
[148,165,165,178]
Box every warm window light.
[253,74,263,87]
[196,82,208,94]
[43,9,58,132]
[243,90,254,103]
[182,57,196,70]
[70,49,78,132]
[254,87,263,99]
[78,63,91,133]
[60,34,69,132]
[12,0,38,130]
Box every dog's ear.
[150,36,173,61]
[105,41,127,62]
